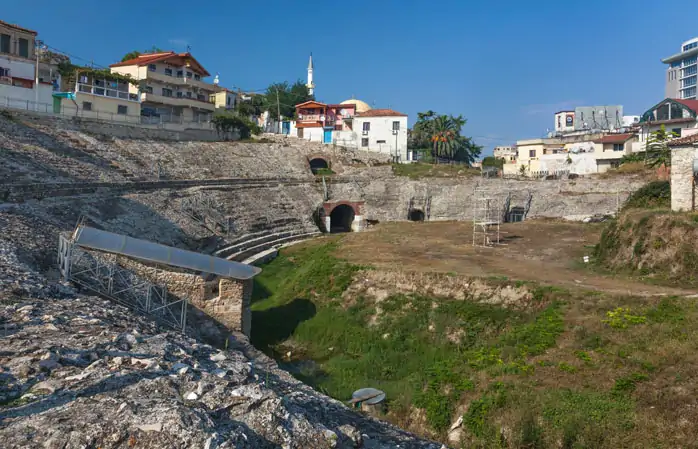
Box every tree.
[408,110,482,164]
[645,124,679,168]
[235,94,267,118]
[212,112,261,140]
[264,80,313,120]
[121,46,164,62]
[482,156,504,169]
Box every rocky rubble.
[0,249,442,449]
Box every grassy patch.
[313,167,335,176]
[391,162,479,179]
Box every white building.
[662,37,698,100]
[493,146,517,162]
[554,110,575,134]
[352,108,409,162]
[0,19,54,106]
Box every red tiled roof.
[595,133,636,144]
[668,133,698,146]
[357,108,407,117]
[109,52,210,77]
[295,100,326,108]
[674,99,698,113]
[0,19,37,35]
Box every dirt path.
[337,220,697,297]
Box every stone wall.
[113,256,253,338]
[671,145,697,211]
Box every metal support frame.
[58,234,188,331]
[472,188,503,247]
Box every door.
[282,121,290,135]
[323,128,332,144]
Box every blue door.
[323,128,333,144]
[282,121,290,135]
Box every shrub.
[602,307,647,329]
[212,113,261,140]
[623,181,670,210]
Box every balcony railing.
[146,71,215,92]
[298,114,323,121]
[77,84,139,102]
[140,92,216,110]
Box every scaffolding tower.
[472,189,503,247]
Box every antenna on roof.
[186,45,191,53]
[213,73,219,85]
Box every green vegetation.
[623,181,670,210]
[645,124,680,168]
[251,238,698,446]
[391,161,479,179]
[482,156,504,169]
[313,168,335,176]
[212,112,261,140]
[56,62,140,87]
[408,110,482,163]
[263,80,314,121]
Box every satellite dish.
[351,388,386,406]
[320,115,325,121]
[213,74,220,85]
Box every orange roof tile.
[668,133,698,146]
[0,19,37,35]
[357,108,407,117]
[110,52,210,77]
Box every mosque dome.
[340,99,372,113]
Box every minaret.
[306,53,315,96]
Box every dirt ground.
[336,220,697,297]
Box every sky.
[4,0,697,155]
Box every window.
[671,61,682,68]
[362,122,370,132]
[226,96,231,106]
[683,87,697,98]
[186,71,192,78]
[0,34,9,54]
[82,102,92,111]
[684,42,698,52]
[79,75,88,84]
[148,64,156,72]
[197,94,206,101]
[117,105,128,115]
[392,121,400,131]
[186,91,192,98]
[613,143,624,152]
[0,67,9,77]
[361,138,369,147]
[164,68,173,76]
[162,88,173,97]
[685,57,698,66]
[672,128,682,137]
[529,150,536,158]
[143,85,153,94]
[376,139,386,144]
[176,70,183,78]
[176,91,183,98]
[194,74,201,81]
[684,65,698,77]
[18,38,29,58]
[683,76,697,87]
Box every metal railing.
[0,94,214,130]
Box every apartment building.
[663,37,698,100]
[110,51,217,123]
[0,19,54,104]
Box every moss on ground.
[250,240,698,447]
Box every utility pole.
[34,39,43,110]
[276,88,281,134]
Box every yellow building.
[110,51,217,124]
[210,88,237,111]
[62,69,141,121]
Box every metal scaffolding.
[472,189,503,247]
[58,234,188,331]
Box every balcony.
[145,71,216,92]
[140,92,216,111]
[297,114,323,122]
[77,83,139,102]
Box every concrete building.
[662,37,698,100]
[637,98,698,151]
[110,51,217,123]
[0,19,55,105]
[294,99,409,162]
[68,69,141,120]
[493,146,517,163]
[554,111,575,134]
[210,88,237,111]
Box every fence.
[0,94,214,130]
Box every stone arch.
[308,155,331,174]
[408,209,425,222]
[329,204,355,233]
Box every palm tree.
[430,114,480,163]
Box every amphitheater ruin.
[0,110,660,447]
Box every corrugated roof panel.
[72,226,261,279]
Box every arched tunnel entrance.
[309,158,329,174]
[408,209,425,222]
[329,204,355,233]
